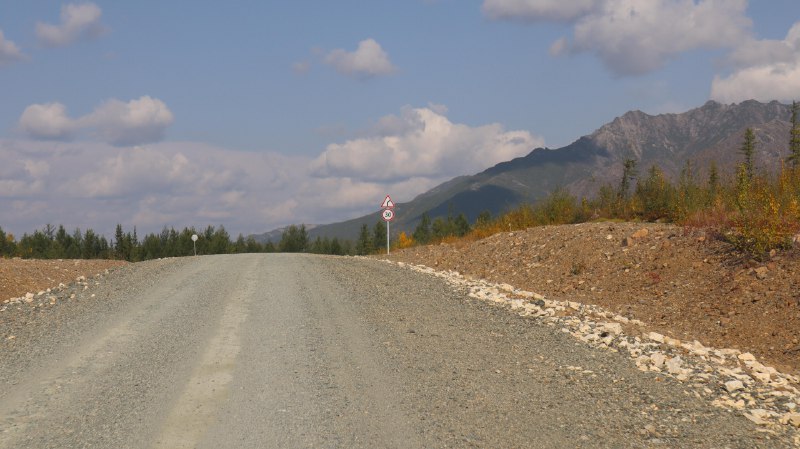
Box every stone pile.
[383,258,800,440]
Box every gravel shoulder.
[1,253,797,447]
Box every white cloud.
[570,0,751,75]
[18,96,174,146]
[81,96,175,146]
[482,0,597,22]
[485,0,751,76]
[324,38,396,79]
[18,103,75,140]
[36,2,107,48]
[310,106,544,182]
[1,105,544,237]
[711,63,800,103]
[711,22,800,103]
[727,23,800,68]
[0,29,26,67]
[0,139,307,236]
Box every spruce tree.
[356,223,373,255]
[788,101,800,168]
[372,220,387,251]
[413,212,432,244]
[740,128,756,180]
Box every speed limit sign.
[381,208,394,221]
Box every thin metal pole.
[386,220,390,255]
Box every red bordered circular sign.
[381,208,395,222]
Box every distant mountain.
[260,100,795,242]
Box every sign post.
[191,234,198,256]
[380,195,395,255]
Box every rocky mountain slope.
[305,100,793,241]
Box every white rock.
[599,322,623,336]
[498,283,514,292]
[724,380,745,393]
[25,292,34,299]
[665,356,683,375]
[682,340,710,357]
[648,332,665,343]
[650,353,666,369]
[745,409,771,426]
[738,352,756,362]
[750,369,772,384]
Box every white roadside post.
[191,234,198,256]
[381,195,395,255]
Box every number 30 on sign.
[381,209,394,221]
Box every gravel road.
[0,254,793,448]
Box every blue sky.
[2,1,799,238]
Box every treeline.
[0,223,362,261]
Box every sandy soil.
[0,258,128,302]
[382,222,800,376]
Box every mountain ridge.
[252,99,794,242]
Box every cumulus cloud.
[572,0,750,75]
[36,2,107,47]
[310,106,543,182]
[18,103,75,140]
[0,29,26,67]
[485,0,751,76]
[81,96,175,146]
[482,0,597,22]
[2,105,544,238]
[0,139,307,236]
[18,96,174,146]
[711,62,800,104]
[711,22,800,103]
[324,38,396,79]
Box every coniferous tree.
[475,210,492,228]
[372,220,386,252]
[789,101,800,168]
[740,128,756,180]
[412,212,432,244]
[707,161,720,204]
[0,226,15,257]
[453,213,470,236]
[355,223,373,255]
[279,224,308,252]
[329,238,343,255]
[617,159,637,218]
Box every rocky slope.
[381,222,800,376]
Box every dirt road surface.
[0,254,793,448]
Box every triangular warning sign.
[381,195,395,209]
